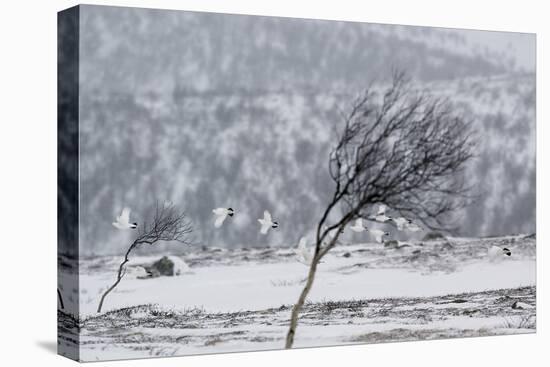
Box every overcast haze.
[70,5,535,255]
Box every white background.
[0,0,546,366]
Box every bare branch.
[96,202,193,313]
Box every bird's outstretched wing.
[395,219,405,231]
[355,218,363,228]
[298,237,307,250]
[263,210,272,222]
[259,220,270,235]
[376,204,386,215]
[118,207,131,223]
[397,218,412,231]
[375,214,386,222]
[214,214,227,228]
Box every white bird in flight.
[487,245,511,262]
[392,217,412,231]
[212,207,234,228]
[369,229,390,243]
[350,218,368,233]
[258,210,278,235]
[295,237,314,265]
[112,207,138,230]
[376,213,392,223]
[374,204,392,222]
[376,204,387,215]
[406,222,422,232]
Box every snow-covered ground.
[58,234,536,361]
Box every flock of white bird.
[213,208,280,234]
[347,205,421,241]
[111,204,512,266]
[210,204,425,266]
[211,204,420,240]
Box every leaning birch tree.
[285,72,476,348]
[97,202,193,313]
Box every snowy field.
[58,234,536,361]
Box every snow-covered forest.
[66,6,537,256]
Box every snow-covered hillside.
[79,6,517,94]
[76,73,535,255]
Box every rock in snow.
[142,256,190,278]
[511,301,535,310]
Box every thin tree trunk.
[95,203,193,313]
[285,221,345,349]
[57,288,65,310]
[96,247,133,313]
[96,274,124,313]
[285,257,319,349]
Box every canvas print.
[57,4,536,362]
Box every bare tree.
[284,72,476,348]
[97,202,193,313]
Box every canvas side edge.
[57,5,81,362]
